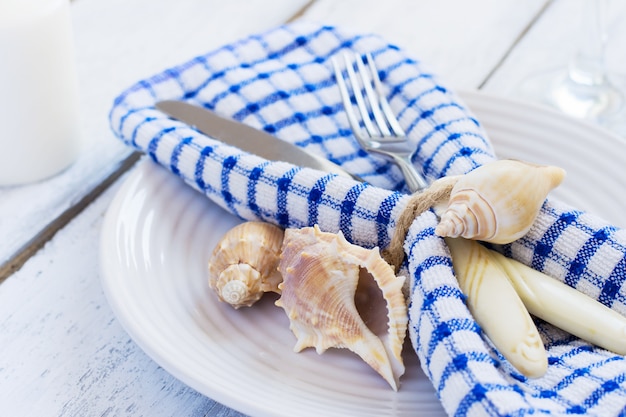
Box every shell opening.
[354,265,406,391]
[275,226,407,390]
[355,267,389,339]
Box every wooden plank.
[483,0,626,102]
[299,0,549,89]
[0,174,246,417]
[0,0,310,272]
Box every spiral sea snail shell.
[208,221,284,309]
[435,159,566,244]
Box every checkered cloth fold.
[109,21,626,416]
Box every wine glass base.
[514,69,626,136]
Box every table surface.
[2,0,626,416]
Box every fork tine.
[354,54,392,137]
[343,53,378,137]
[340,52,403,142]
[364,53,406,136]
[332,56,369,149]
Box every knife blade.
[155,100,359,181]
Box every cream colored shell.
[446,237,547,377]
[275,225,407,391]
[490,249,626,357]
[435,159,565,244]
[208,221,284,309]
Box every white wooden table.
[1,0,625,415]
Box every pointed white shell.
[436,159,565,244]
[490,250,626,356]
[446,237,548,377]
[208,221,284,309]
[275,225,407,390]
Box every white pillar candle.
[0,0,80,186]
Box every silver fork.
[332,52,428,192]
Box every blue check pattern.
[109,22,626,416]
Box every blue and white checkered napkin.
[109,21,626,416]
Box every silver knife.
[155,100,359,181]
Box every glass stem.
[568,0,609,87]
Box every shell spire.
[208,221,284,309]
[275,225,407,390]
[435,159,565,244]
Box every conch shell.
[208,221,283,309]
[275,225,408,391]
[435,159,565,244]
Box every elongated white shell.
[446,237,548,377]
[491,250,626,356]
[436,159,565,244]
[208,221,284,309]
[275,225,407,390]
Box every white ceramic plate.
[100,91,626,417]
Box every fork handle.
[390,154,428,192]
